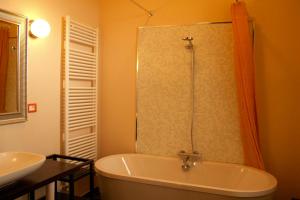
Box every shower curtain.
[231,1,265,169]
[0,27,9,113]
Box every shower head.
[182,36,194,49]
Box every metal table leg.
[89,163,95,199]
[28,191,35,200]
[69,175,75,200]
[54,181,57,200]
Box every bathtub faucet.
[177,150,201,171]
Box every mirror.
[0,9,27,125]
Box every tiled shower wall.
[136,23,244,164]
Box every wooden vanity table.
[0,154,94,200]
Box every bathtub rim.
[95,153,277,198]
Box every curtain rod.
[130,0,153,17]
[130,0,239,17]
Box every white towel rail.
[62,16,98,161]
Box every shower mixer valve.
[177,150,201,171]
[182,36,194,49]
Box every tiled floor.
[81,188,101,200]
[39,188,101,200]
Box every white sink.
[0,152,46,187]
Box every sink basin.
[0,152,46,187]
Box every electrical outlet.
[28,103,37,113]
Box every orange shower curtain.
[231,1,265,169]
[0,27,9,113]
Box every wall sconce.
[30,19,51,38]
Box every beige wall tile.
[137,23,244,164]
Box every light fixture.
[30,19,51,38]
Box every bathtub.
[95,154,277,200]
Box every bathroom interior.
[0,0,299,200]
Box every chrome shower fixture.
[182,36,193,41]
[182,36,194,49]
[182,36,196,153]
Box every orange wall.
[248,0,300,199]
[99,0,300,199]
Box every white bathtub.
[95,154,277,200]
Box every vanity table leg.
[29,191,35,200]
[89,162,95,199]
[69,175,75,200]
[54,181,57,199]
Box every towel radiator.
[62,16,98,160]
